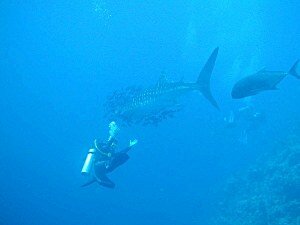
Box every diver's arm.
[94,139,112,157]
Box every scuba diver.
[224,105,265,128]
[224,103,265,145]
[81,121,138,188]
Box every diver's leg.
[81,162,105,188]
[94,161,115,188]
[106,153,129,173]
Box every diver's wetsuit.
[82,140,132,189]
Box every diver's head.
[109,121,117,128]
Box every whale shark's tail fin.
[196,47,220,110]
[289,60,300,79]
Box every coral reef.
[214,137,300,225]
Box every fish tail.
[196,47,220,110]
[289,60,300,79]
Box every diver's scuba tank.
[81,148,96,175]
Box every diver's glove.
[129,139,138,147]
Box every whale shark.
[104,47,219,125]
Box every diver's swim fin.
[196,47,220,110]
[81,177,115,189]
[81,178,97,187]
[95,174,116,188]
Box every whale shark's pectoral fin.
[289,60,300,79]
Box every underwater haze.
[1,1,299,225]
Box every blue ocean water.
[1,1,299,225]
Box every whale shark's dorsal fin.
[157,73,168,87]
[252,68,266,77]
[180,76,184,82]
[257,68,266,73]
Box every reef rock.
[214,138,300,225]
